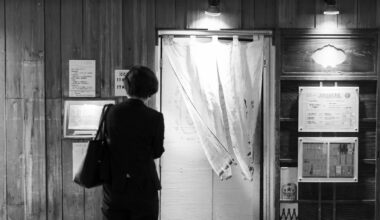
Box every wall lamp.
[323,0,339,15]
[205,0,221,16]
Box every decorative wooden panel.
[281,30,378,76]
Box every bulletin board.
[298,137,358,182]
[298,87,359,132]
[63,100,115,138]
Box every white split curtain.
[162,34,264,180]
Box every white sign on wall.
[298,87,359,132]
[114,69,129,96]
[69,60,96,97]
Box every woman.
[103,66,165,220]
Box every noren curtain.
[162,35,264,180]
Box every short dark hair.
[123,66,158,98]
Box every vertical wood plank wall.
[0,0,379,219]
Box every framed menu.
[298,137,358,182]
[298,87,359,132]
[63,100,115,138]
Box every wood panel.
[105,0,124,97]
[62,140,85,220]
[61,0,83,98]
[122,0,135,67]
[241,0,255,29]
[5,0,46,219]
[175,0,187,29]
[46,99,63,220]
[0,0,6,218]
[254,0,276,28]
[6,100,25,220]
[156,0,176,29]
[278,0,315,28]
[282,36,377,75]
[45,0,62,99]
[84,0,101,98]
[358,0,377,28]
[337,0,357,28]
[5,0,45,99]
[6,99,46,220]
[45,1,63,216]
[61,0,85,218]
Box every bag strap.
[94,104,113,141]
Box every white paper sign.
[114,69,129,96]
[298,87,359,132]
[72,142,88,179]
[69,60,96,97]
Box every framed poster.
[298,137,358,182]
[298,87,359,132]
[63,100,115,138]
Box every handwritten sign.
[114,69,129,96]
[298,87,359,132]
[69,60,96,97]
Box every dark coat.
[103,98,164,210]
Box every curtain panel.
[162,35,264,180]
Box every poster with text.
[69,60,96,97]
[298,87,359,132]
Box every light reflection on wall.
[189,14,230,30]
[317,20,338,32]
[311,45,346,68]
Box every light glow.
[205,11,221,16]
[311,45,346,68]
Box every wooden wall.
[0,0,380,219]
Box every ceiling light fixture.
[205,0,221,16]
[323,0,339,15]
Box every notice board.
[298,137,358,182]
[298,87,359,132]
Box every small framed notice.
[69,60,96,97]
[298,137,358,182]
[298,87,359,132]
[63,100,115,138]
[114,69,129,96]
